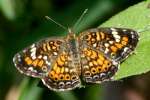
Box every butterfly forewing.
[13,38,64,78]
[79,28,139,62]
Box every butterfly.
[13,27,139,91]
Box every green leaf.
[84,85,103,100]
[100,0,150,80]
[57,91,78,100]
[19,78,43,100]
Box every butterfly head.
[66,28,76,40]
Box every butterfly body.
[66,29,81,67]
[13,27,139,91]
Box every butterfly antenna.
[45,16,68,31]
[73,9,88,30]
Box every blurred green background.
[0,0,150,100]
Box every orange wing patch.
[82,31,106,47]
[109,36,129,57]
[81,48,118,83]
[48,52,78,81]
[24,56,44,68]
[79,28,139,62]
[41,40,62,56]
[13,39,64,78]
[42,51,81,90]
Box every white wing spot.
[30,46,37,60]
[30,44,35,48]
[104,48,109,54]
[43,56,48,60]
[123,29,127,32]
[131,32,134,34]
[93,43,97,47]
[112,31,118,35]
[112,32,121,42]
[46,61,51,66]
[104,43,109,47]
[109,41,114,44]
[124,47,129,52]
[31,51,36,60]
[30,47,36,53]
[38,55,42,59]
[84,65,89,68]
[53,52,58,56]
[23,49,27,53]
[70,69,76,73]
[114,34,120,39]
[116,39,120,42]
[17,54,21,58]
[65,68,69,72]
[111,28,116,31]
[28,67,33,71]
[32,56,36,60]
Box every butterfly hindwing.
[13,38,64,78]
[80,47,118,83]
[42,48,81,91]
